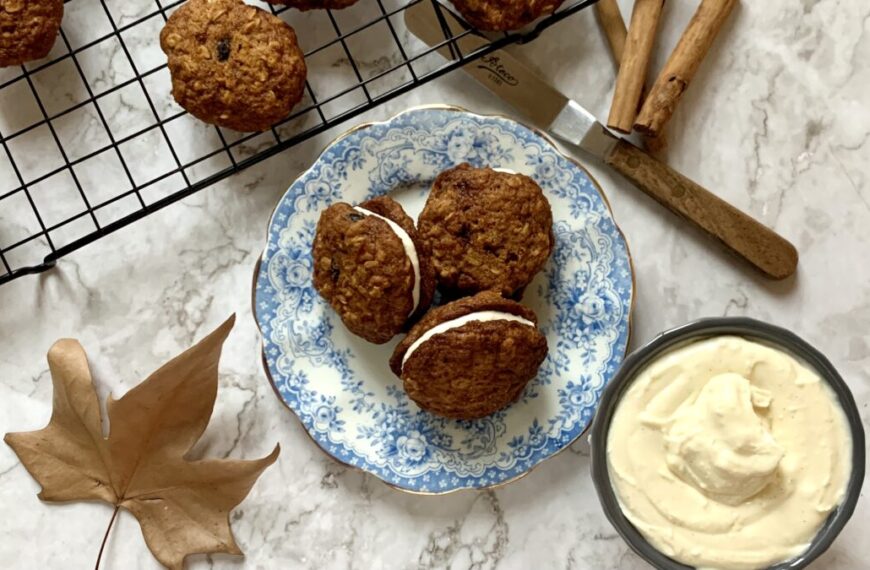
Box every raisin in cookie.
[160,0,306,132]
[0,0,63,67]
[312,196,436,344]
[451,0,564,31]
[418,164,554,298]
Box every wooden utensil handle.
[604,139,798,279]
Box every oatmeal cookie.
[0,0,63,67]
[160,0,307,132]
[418,163,554,298]
[312,196,436,344]
[451,0,564,31]
[390,291,548,419]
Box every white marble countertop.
[1,0,868,568]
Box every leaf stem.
[95,505,120,570]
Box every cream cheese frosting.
[353,205,421,316]
[607,336,852,570]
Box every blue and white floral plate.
[253,106,634,494]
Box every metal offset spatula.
[405,1,798,280]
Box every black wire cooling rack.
[0,0,596,286]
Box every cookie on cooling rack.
[264,0,360,10]
[390,291,548,420]
[0,0,64,67]
[159,0,307,132]
[418,163,554,298]
[451,0,564,31]
[312,196,436,345]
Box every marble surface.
[1,0,868,568]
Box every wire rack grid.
[0,0,596,286]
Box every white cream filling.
[493,167,516,174]
[401,310,535,370]
[353,206,421,316]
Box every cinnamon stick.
[643,132,668,154]
[607,0,665,134]
[635,0,738,137]
[595,1,666,154]
[595,0,628,66]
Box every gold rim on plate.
[250,103,637,496]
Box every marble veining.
[1,0,868,568]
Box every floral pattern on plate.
[254,106,633,493]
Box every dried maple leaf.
[4,315,279,569]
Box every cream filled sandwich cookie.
[312,196,436,344]
[390,291,548,419]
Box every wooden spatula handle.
[604,139,798,279]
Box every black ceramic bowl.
[590,317,866,570]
